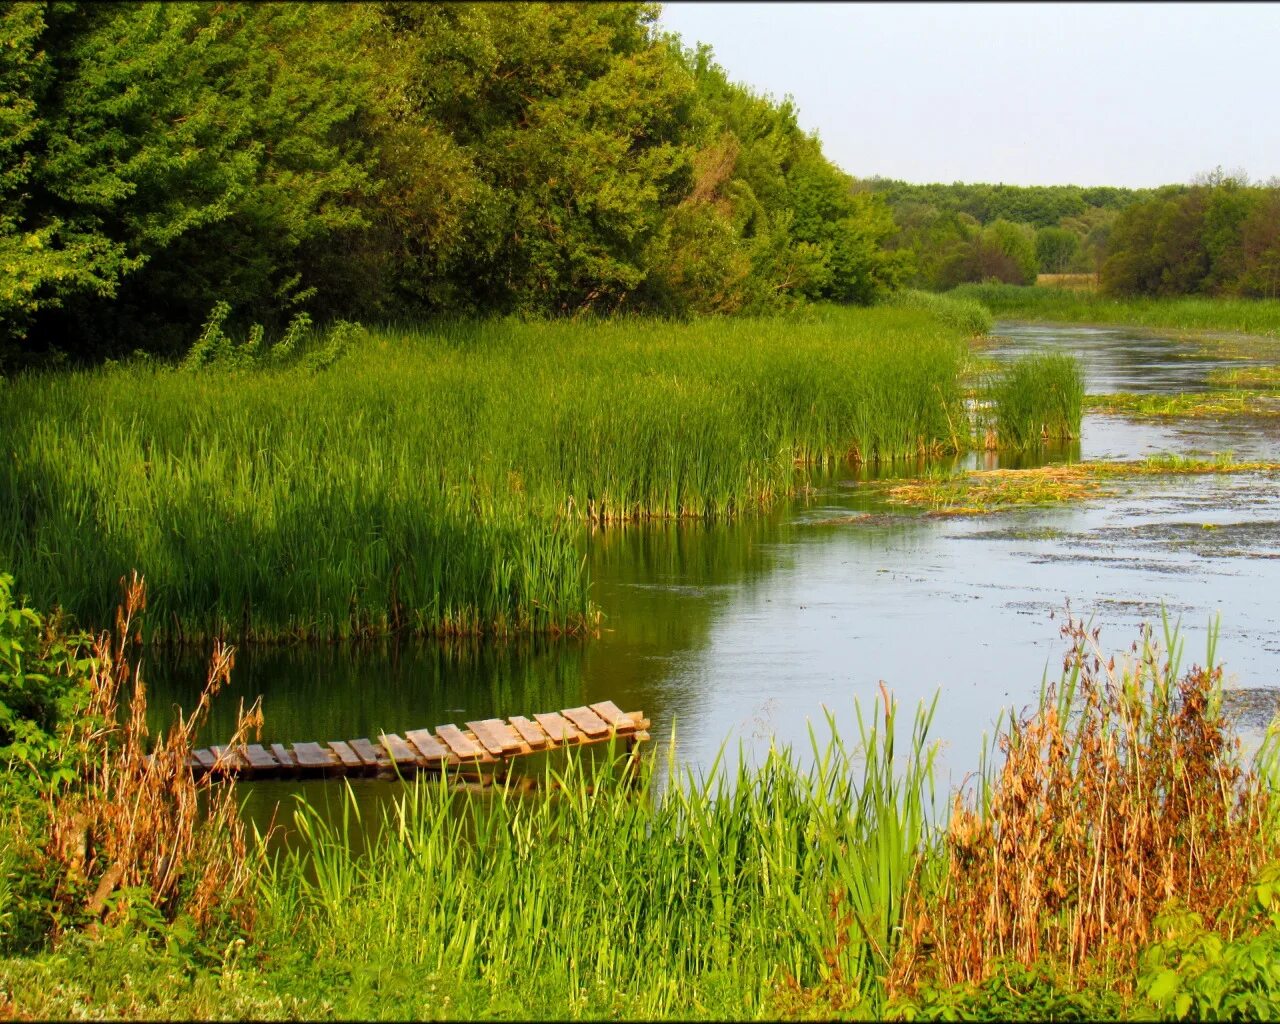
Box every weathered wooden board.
[405,729,451,765]
[243,744,278,770]
[533,712,581,744]
[293,742,337,769]
[349,737,389,767]
[588,701,633,730]
[436,724,488,760]
[560,706,610,738]
[193,748,218,771]
[210,745,250,771]
[379,733,422,767]
[328,741,363,770]
[508,716,550,750]
[467,719,524,757]
[270,743,296,769]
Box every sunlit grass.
[953,283,1280,338]
[1086,390,1280,418]
[871,454,1280,515]
[257,689,941,1019]
[0,307,980,642]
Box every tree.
[1035,227,1080,275]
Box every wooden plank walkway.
[181,701,650,781]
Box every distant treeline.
[867,174,1280,300]
[1,2,905,363]
[864,179,1178,290]
[1101,172,1280,299]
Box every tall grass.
[985,353,1084,448]
[259,691,942,1018]
[884,288,995,337]
[891,615,1280,1000]
[0,306,977,642]
[953,283,1280,338]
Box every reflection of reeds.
[46,575,260,937]
[890,615,1280,996]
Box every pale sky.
[657,2,1280,188]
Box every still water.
[147,321,1280,817]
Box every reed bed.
[952,283,1280,338]
[0,307,979,642]
[890,615,1280,1002]
[984,353,1084,447]
[259,690,941,1019]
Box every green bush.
[888,960,1125,1021]
[0,573,88,789]
[1138,863,1280,1020]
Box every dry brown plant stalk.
[46,573,262,938]
[891,616,1278,995]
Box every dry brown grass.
[1037,273,1099,292]
[44,574,262,939]
[890,617,1280,997]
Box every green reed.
[985,353,1084,448]
[259,692,942,1019]
[0,306,978,641]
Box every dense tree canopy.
[1101,173,1280,298]
[0,1,906,364]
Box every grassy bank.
[952,283,1280,338]
[3,588,1279,1019]
[0,304,1074,643]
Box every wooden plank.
[561,706,610,738]
[193,748,218,771]
[533,712,581,745]
[270,743,296,769]
[508,715,550,750]
[243,744,278,771]
[349,737,389,767]
[293,742,337,770]
[405,729,451,765]
[436,724,487,760]
[210,744,249,771]
[328,741,363,770]
[379,733,423,767]
[589,701,637,732]
[466,719,524,757]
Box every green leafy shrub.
[1138,862,1280,1020]
[888,959,1125,1021]
[181,304,338,372]
[0,573,88,790]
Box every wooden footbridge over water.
[187,701,650,782]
